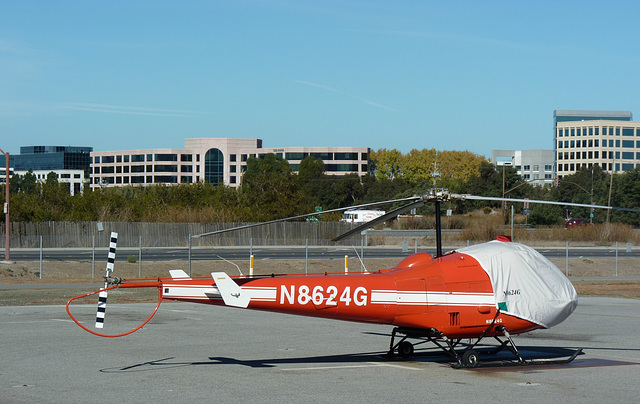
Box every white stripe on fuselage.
[371,290,495,306]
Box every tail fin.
[169,269,191,279]
[212,272,250,308]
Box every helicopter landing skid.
[451,348,584,369]
[385,326,583,368]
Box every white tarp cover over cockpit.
[458,241,578,329]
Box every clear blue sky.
[2,1,640,158]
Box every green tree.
[400,148,436,184]
[240,154,306,221]
[370,148,402,180]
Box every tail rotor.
[95,232,118,329]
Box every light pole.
[560,178,594,223]
[0,147,11,263]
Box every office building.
[491,149,555,186]
[13,146,92,172]
[1,146,92,195]
[90,138,370,189]
[554,110,640,177]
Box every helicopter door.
[395,278,427,316]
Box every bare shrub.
[457,214,505,241]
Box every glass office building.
[14,146,92,172]
[554,110,640,177]
[2,146,92,195]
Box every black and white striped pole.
[95,232,117,329]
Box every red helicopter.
[66,189,638,367]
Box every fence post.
[39,235,43,279]
[188,234,192,277]
[305,239,308,275]
[138,235,142,278]
[615,241,618,277]
[92,235,95,279]
[565,241,569,276]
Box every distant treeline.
[2,151,640,227]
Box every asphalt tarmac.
[2,297,639,403]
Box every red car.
[565,218,590,228]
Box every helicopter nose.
[544,278,578,328]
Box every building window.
[285,152,307,160]
[155,154,178,162]
[154,176,178,183]
[204,148,224,185]
[334,152,359,160]
[155,165,178,172]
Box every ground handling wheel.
[398,341,414,358]
[462,349,479,368]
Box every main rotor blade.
[452,194,640,213]
[331,199,426,242]
[192,196,421,238]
